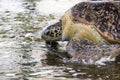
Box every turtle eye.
[44,30,50,35]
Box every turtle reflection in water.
[41,1,120,64]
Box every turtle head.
[41,21,62,41]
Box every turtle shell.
[70,2,120,43]
[41,2,120,44]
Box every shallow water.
[0,0,120,80]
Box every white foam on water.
[30,70,54,76]
[0,0,24,13]
[95,56,115,65]
[36,0,87,16]
[5,73,15,77]
[79,56,115,65]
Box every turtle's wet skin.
[41,1,120,64]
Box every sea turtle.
[41,1,120,64]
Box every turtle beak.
[41,33,45,40]
[62,33,70,41]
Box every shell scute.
[70,2,120,43]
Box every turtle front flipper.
[66,39,120,64]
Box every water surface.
[0,0,120,80]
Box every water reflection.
[0,0,120,80]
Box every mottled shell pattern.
[62,2,120,43]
